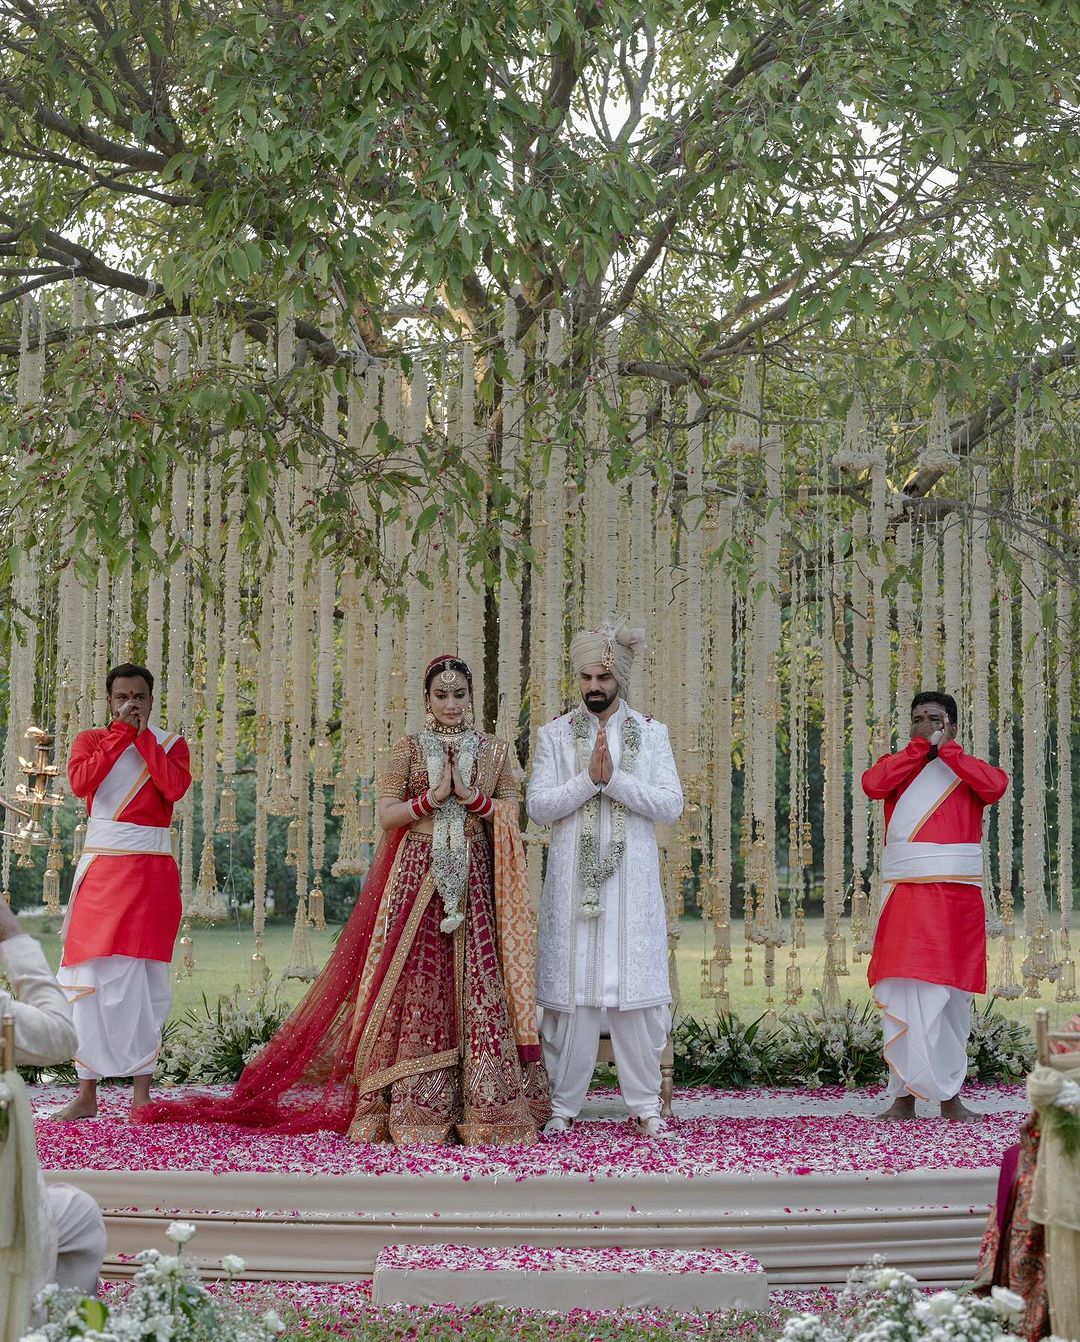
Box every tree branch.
[902,338,1079,497]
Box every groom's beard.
[583,688,617,715]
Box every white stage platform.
[37,1084,1025,1289]
[369,1244,770,1310]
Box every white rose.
[221,1254,246,1275]
[165,1221,196,1245]
[991,1285,1025,1318]
[261,1308,286,1334]
[21,1332,50,1342]
[926,1290,958,1317]
[874,1267,902,1289]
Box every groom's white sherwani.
[527,699,683,1120]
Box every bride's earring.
[464,704,475,728]
[424,706,436,731]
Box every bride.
[137,654,549,1144]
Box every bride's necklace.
[431,723,467,737]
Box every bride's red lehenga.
[136,732,550,1144]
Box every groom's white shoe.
[542,1115,575,1138]
[634,1116,664,1138]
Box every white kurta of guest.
[527,701,684,1012]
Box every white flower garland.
[571,708,642,919]
[420,727,479,934]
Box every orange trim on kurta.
[111,767,151,820]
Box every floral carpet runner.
[32,1084,1027,1180]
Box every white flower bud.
[990,1285,1025,1317]
[926,1289,958,1317]
[221,1254,246,1275]
[165,1220,197,1245]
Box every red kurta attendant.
[62,720,191,966]
[53,663,192,1121]
[863,702,1008,1116]
[866,735,1008,995]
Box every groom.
[527,623,683,1137]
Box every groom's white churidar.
[527,624,683,1132]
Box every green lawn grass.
[19,909,1068,1030]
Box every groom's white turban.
[569,622,647,690]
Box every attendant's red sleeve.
[135,733,192,802]
[937,740,1009,805]
[67,723,138,798]
[861,736,931,799]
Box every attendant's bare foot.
[877,1095,916,1121]
[131,1075,153,1113]
[51,1085,98,1122]
[940,1095,980,1122]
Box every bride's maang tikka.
[424,654,471,686]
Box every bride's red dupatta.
[134,827,408,1134]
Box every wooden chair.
[1034,1007,1080,1067]
[595,1032,675,1118]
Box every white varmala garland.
[420,728,479,934]
[570,708,642,919]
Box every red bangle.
[466,789,494,818]
[408,790,437,820]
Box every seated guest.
[0,900,107,1317]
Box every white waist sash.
[82,816,173,857]
[881,840,982,883]
[62,818,175,941]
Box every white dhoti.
[56,956,171,1080]
[540,1005,671,1121]
[875,977,972,1102]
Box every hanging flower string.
[572,707,642,919]
[420,726,478,933]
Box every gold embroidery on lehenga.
[344,838,412,1047]
[351,868,445,1095]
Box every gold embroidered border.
[359,1047,460,1099]
[458,1103,538,1147]
[455,839,469,1038]
[345,837,411,1043]
[347,1113,391,1144]
[388,1119,456,1146]
[352,867,448,1096]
